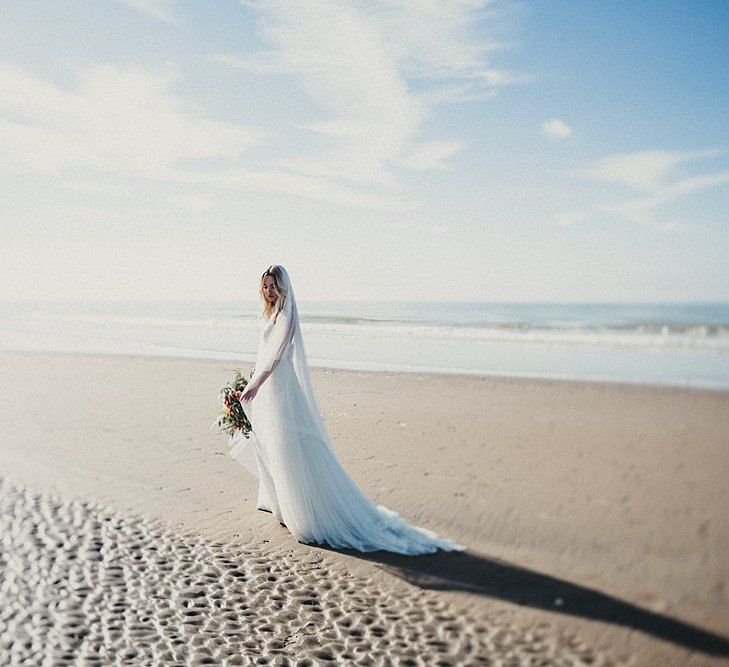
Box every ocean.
[1,299,728,390]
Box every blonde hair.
[259,264,288,322]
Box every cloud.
[553,211,588,227]
[168,166,419,211]
[576,149,720,191]
[229,0,424,187]
[61,180,134,198]
[541,118,571,140]
[211,0,529,186]
[602,170,729,219]
[0,61,419,210]
[555,148,728,229]
[397,140,467,171]
[115,0,178,25]
[2,1,527,213]
[207,53,282,76]
[226,1,424,187]
[474,69,535,86]
[0,62,262,178]
[417,84,499,105]
[359,1,523,86]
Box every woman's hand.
[239,384,259,403]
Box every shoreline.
[4,345,729,395]
[2,349,728,664]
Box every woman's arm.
[240,309,295,401]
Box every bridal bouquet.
[214,368,254,439]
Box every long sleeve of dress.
[248,308,296,391]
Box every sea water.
[1,299,728,390]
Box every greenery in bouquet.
[215,368,254,439]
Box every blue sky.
[1,0,727,302]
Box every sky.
[1,0,728,302]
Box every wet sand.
[0,350,728,665]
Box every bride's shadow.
[313,543,729,657]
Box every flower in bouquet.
[214,367,255,439]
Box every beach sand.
[0,350,727,665]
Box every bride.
[228,264,465,555]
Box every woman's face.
[263,276,277,303]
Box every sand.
[1,350,728,665]
[0,478,602,665]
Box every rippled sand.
[3,351,728,665]
[0,477,614,666]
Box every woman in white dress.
[228,264,465,555]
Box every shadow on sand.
[313,545,729,658]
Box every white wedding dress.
[229,267,465,555]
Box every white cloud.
[0,61,420,211]
[603,170,729,219]
[552,211,588,227]
[541,118,571,140]
[555,148,728,229]
[359,0,523,86]
[474,69,535,86]
[2,2,527,215]
[212,0,528,185]
[207,53,282,76]
[168,166,419,211]
[115,0,178,25]
[397,140,466,171]
[61,180,134,198]
[0,62,262,178]
[576,149,720,191]
[417,84,499,105]
[231,1,423,187]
